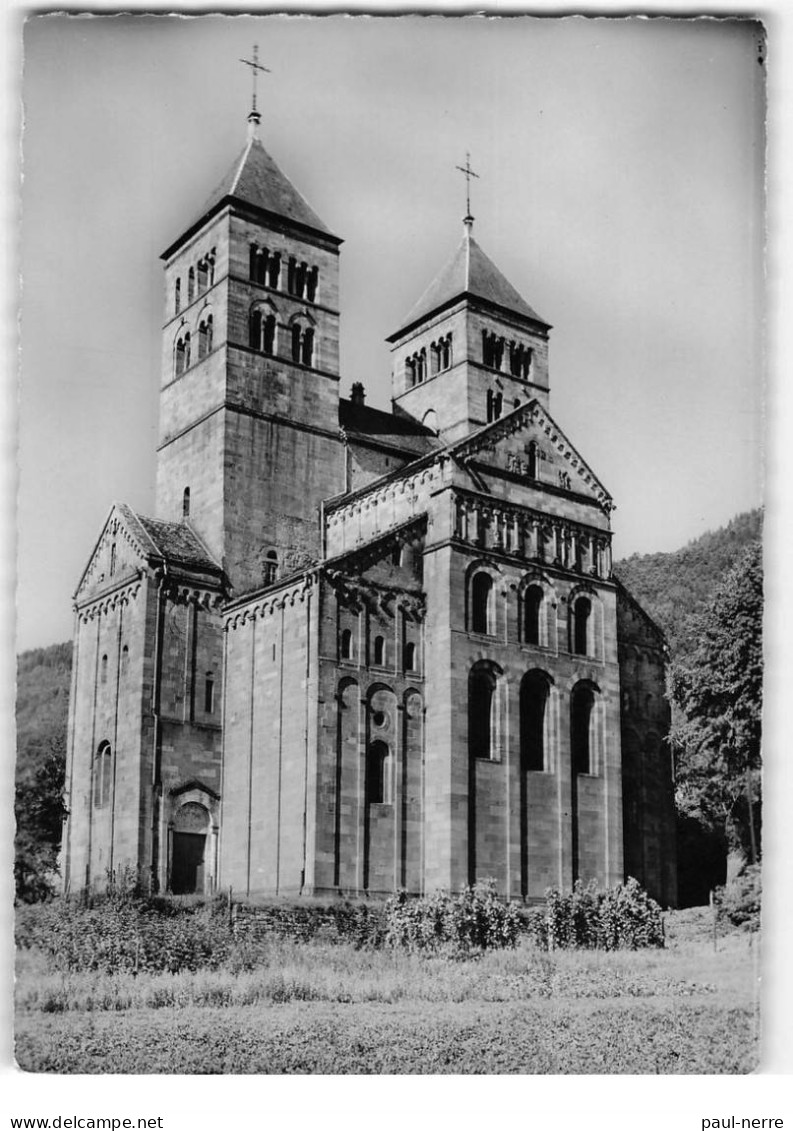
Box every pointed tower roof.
[162,134,340,259]
[387,226,548,341]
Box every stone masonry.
[61,108,676,908]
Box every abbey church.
[61,98,677,907]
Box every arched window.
[487,389,502,423]
[182,487,190,518]
[438,332,452,368]
[197,315,213,360]
[469,665,498,761]
[301,326,314,367]
[523,585,543,645]
[573,596,591,656]
[267,252,281,289]
[306,266,319,302]
[197,259,208,293]
[470,572,493,635]
[250,306,262,349]
[404,641,416,672]
[109,542,117,577]
[367,740,390,804]
[204,672,215,714]
[101,654,108,685]
[406,357,416,388]
[175,331,190,377]
[291,323,301,362]
[521,671,550,772]
[430,341,441,376]
[121,645,129,675]
[287,256,297,293]
[262,550,278,586]
[93,741,112,809]
[571,683,596,775]
[208,249,216,286]
[187,267,195,303]
[527,442,538,480]
[174,277,181,315]
[373,635,386,666]
[340,628,353,660]
[263,313,276,355]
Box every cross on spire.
[455,152,480,227]
[239,44,271,120]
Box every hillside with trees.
[15,643,72,901]
[614,509,762,657]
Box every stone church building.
[61,104,677,907]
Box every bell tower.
[388,158,552,443]
[156,78,344,596]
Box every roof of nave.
[388,227,549,341]
[119,505,222,575]
[324,397,613,517]
[338,397,441,459]
[162,136,338,259]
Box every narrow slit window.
[204,673,215,714]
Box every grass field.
[14,907,760,1074]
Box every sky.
[17,15,765,650]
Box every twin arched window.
[287,257,319,302]
[406,348,427,388]
[250,245,281,289]
[430,333,453,376]
[250,305,277,355]
[291,321,315,367]
[486,388,503,422]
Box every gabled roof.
[339,397,441,459]
[74,503,223,603]
[162,136,338,259]
[388,227,548,341]
[129,510,221,574]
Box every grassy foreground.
[15,908,759,1074]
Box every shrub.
[715,864,761,932]
[541,878,664,951]
[384,880,521,955]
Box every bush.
[715,864,761,932]
[384,880,521,956]
[538,878,664,951]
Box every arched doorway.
[171,801,210,894]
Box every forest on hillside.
[14,510,762,904]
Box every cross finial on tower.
[239,45,271,137]
[455,152,480,229]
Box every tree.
[670,540,762,868]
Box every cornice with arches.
[223,575,315,631]
[76,577,143,623]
